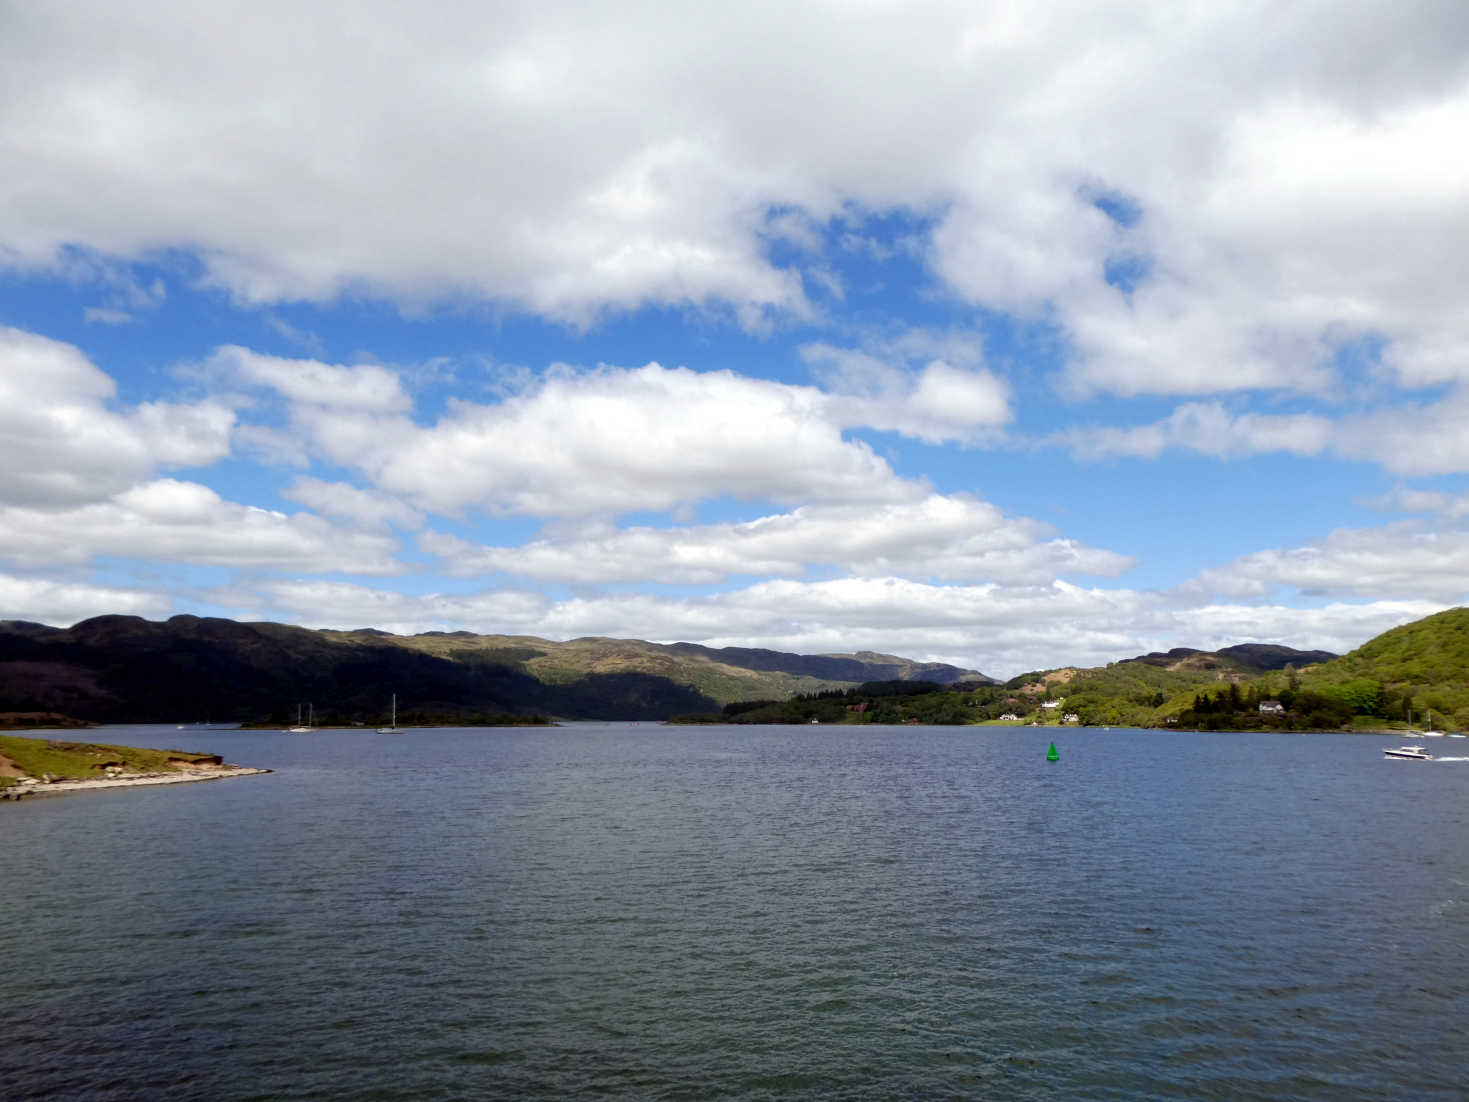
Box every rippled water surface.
[4,724,1468,1099]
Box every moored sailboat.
[376,694,401,734]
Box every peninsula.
[0,733,269,801]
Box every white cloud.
[83,306,134,325]
[1372,488,1469,520]
[803,340,1012,443]
[233,424,312,469]
[1166,600,1443,660]
[252,580,552,636]
[1058,401,1333,461]
[1055,388,1469,475]
[0,479,402,574]
[1334,387,1469,476]
[284,477,425,531]
[1381,333,1469,387]
[212,345,411,413]
[3,2,1466,395]
[1193,523,1469,604]
[423,494,1134,585]
[0,572,171,625]
[0,326,235,506]
[232,351,921,516]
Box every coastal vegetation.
[0,734,231,789]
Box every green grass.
[0,734,224,787]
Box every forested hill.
[1124,643,1338,670]
[1166,607,1469,731]
[1291,606,1469,724]
[0,615,988,724]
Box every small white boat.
[1384,745,1433,761]
[1423,709,1445,737]
[287,703,316,733]
[376,694,401,734]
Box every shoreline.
[2,766,271,801]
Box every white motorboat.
[1384,744,1433,761]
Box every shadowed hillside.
[0,615,988,723]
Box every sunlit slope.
[1296,606,1469,726]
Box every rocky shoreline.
[1,766,271,801]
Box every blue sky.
[3,1,1468,678]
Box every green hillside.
[669,642,1334,727]
[1291,607,1469,729]
[971,613,1468,732]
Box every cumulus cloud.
[1192,523,1469,604]
[1166,600,1444,660]
[229,350,921,516]
[1371,487,1469,520]
[1334,387,1469,476]
[1057,401,1334,461]
[4,2,1467,395]
[210,345,411,413]
[423,494,1134,585]
[0,479,402,574]
[802,340,1012,443]
[0,326,235,506]
[284,477,425,531]
[0,572,171,625]
[251,580,552,637]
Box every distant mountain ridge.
[0,615,991,723]
[662,642,988,685]
[1123,643,1338,672]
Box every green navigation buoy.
[1046,741,1059,762]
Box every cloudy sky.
[2,0,1467,677]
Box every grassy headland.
[0,733,241,789]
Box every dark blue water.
[3,724,1467,1100]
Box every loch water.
[3,724,1467,1100]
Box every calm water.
[3,724,1467,1100]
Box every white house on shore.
[1259,700,1285,714]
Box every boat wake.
[1433,756,1469,763]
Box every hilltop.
[0,615,989,724]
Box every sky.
[2,0,1468,679]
